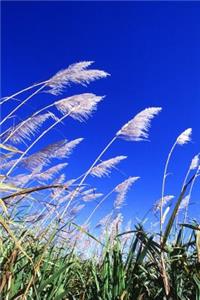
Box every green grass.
[0,222,199,299]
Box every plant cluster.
[0,61,200,299]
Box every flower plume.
[34,163,68,181]
[190,154,199,170]
[70,204,85,217]
[82,193,103,202]
[4,113,53,144]
[47,61,109,95]
[154,195,174,212]
[55,93,104,122]
[7,173,32,187]
[90,155,127,178]
[178,195,190,211]
[109,213,123,241]
[96,212,113,228]
[176,128,192,145]
[116,107,162,141]
[114,176,140,209]
[22,138,83,170]
[41,138,83,159]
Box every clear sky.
[2,2,200,228]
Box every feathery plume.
[59,138,83,156]
[154,195,174,212]
[0,158,19,170]
[114,176,140,209]
[47,61,109,95]
[109,213,123,241]
[176,128,192,145]
[60,187,85,203]
[65,179,76,188]
[83,193,103,202]
[96,212,113,228]
[0,153,13,166]
[4,113,53,144]
[40,138,83,159]
[22,152,47,171]
[90,155,127,178]
[55,93,104,122]
[82,188,97,195]
[190,154,199,170]
[70,204,85,216]
[116,107,162,141]
[50,174,66,198]
[34,163,68,181]
[161,128,192,234]
[0,153,15,168]
[6,173,32,187]
[53,173,66,185]
[178,195,190,211]
[22,138,82,170]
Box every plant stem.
[160,141,177,235]
[183,169,199,224]
[0,84,47,126]
[0,81,46,105]
[84,189,115,225]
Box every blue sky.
[2,2,200,228]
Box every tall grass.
[0,61,200,299]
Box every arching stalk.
[0,83,47,126]
[160,141,177,235]
[0,81,46,105]
[183,168,199,224]
[84,189,115,225]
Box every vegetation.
[0,61,199,299]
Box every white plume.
[116,107,162,141]
[96,212,113,228]
[176,128,192,145]
[55,93,104,122]
[90,155,127,178]
[47,61,109,95]
[22,138,82,170]
[5,113,52,144]
[34,163,68,181]
[82,193,103,202]
[50,174,66,198]
[70,204,85,216]
[178,195,190,211]
[6,173,32,187]
[114,176,140,209]
[40,138,83,159]
[154,195,174,212]
[190,154,199,170]
[108,213,123,241]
